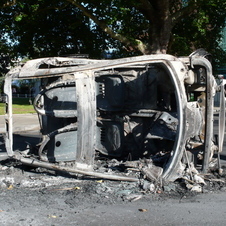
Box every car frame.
[2,51,220,182]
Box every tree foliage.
[0,0,111,59]
[64,0,226,55]
[1,0,226,69]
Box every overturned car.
[2,51,225,183]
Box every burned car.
[2,50,224,183]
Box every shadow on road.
[0,131,41,153]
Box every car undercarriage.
[2,50,225,183]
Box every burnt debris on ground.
[1,154,226,205]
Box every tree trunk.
[137,0,173,54]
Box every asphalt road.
[1,187,226,226]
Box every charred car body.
[2,51,225,182]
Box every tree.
[0,0,112,59]
[1,0,226,63]
[65,0,226,55]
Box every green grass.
[0,103,5,115]
[0,97,36,115]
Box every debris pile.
[1,157,226,206]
